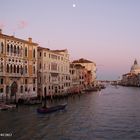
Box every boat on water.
[37,90,67,114]
[0,103,16,111]
[37,103,67,114]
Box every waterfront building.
[138,73,140,87]
[69,63,93,93]
[130,59,140,74]
[121,59,140,87]
[69,63,84,93]
[37,47,70,97]
[121,73,139,86]
[72,58,96,85]
[0,29,38,101]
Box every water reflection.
[0,86,140,140]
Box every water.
[1,85,140,140]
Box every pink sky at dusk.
[1,0,140,80]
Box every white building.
[37,47,71,97]
[121,59,140,86]
[130,59,140,74]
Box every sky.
[0,0,140,80]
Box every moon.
[72,4,76,8]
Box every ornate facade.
[121,59,140,87]
[37,47,71,97]
[0,29,38,101]
[130,59,140,74]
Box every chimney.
[28,37,32,43]
[0,29,2,34]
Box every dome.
[130,59,140,74]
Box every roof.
[51,49,68,52]
[0,31,38,46]
[122,73,137,77]
[70,63,85,69]
[130,59,140,72]
[38,46,66,56]
[74,64,85,69]
[72,58,96,65]
[38,46,50,50]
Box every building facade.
[69,63,93,93]
[121,59,140,87]
[37,47,71,97]
[72,58,96,85]
[0,29,38,101]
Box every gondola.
[37,103,67,114]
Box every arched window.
[44,87,47,96]
[25,47,27,57]
[7,64,9,73]
[20,66,23,75]
[33,49,35,58]
[7,44,10,53]
[20,46,22,56]
[14,45,16,53]
[10,65,12,73]
[17,65,19,73]
[11,44,13,53]
[20,86,23,93]
[33,79,36,84]
[0,42,4,53]
[25,65,27,74]
[0,63,3,72]
[14,65,16,73]
[17,46,19,54]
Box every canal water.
[0,85,140,140]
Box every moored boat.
[37,103,67,114]
[0,103,16,111]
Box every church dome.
[130,59,140,74]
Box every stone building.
[69,63,84,93]
[69,63,93,93]
[0,29,38,101]
[37,47,71,97]
[121,59,140,87]
[72,58,96,85]
[130,59,140,74]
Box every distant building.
[130,59,140,74]
[121,59,140,87]
[37,47,71,97]
[69,63,92,93]
[69,63,84,93]
[0,29,38,101]
[72,58,96,85]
